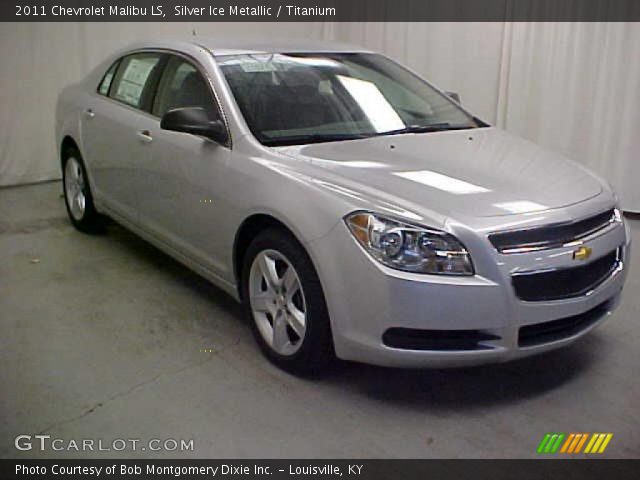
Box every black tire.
[62,147,102,233]
[241,228,334,375]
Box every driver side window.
[153,56,220,121]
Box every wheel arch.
[60,135,80,169]
[233,213,310,300]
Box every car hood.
[274,127,603,219]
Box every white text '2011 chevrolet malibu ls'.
[56,38,630,373]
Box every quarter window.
[97,60,119,96]
[109,53,163,109]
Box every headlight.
[345,212,474,275]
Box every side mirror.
[445,91,461,104]
[160,107,228,144]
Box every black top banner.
[4,0,640,22]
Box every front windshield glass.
[217,52,481,146]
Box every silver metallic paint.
[56,39,631,367]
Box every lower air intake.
[383,328,500,351]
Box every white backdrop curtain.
[495,22,640,212]
[1,21,639,211]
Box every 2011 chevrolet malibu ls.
[56,38,630,373]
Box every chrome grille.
[489,209,617,254]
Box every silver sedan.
[56,38,630,373]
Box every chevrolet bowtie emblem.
[573,246,593,261]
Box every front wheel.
[62,148,101,232]
[241,228,334,375]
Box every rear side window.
[109,53,163,110]
[98,60,119,96]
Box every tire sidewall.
[241,229,333,374]
[62,148,98,232]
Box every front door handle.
[83,108,95,119]
[136,130,153,143]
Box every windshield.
[217,52,482,147]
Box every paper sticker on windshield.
[239,61,277,73]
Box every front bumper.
[309,209,631,368]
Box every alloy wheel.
[249,249,307,356]
[64,157,86,221]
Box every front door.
[135,55,233,278]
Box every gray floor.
[1,181,638,459]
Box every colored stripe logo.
[537,433,613,454]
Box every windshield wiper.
[377,123,475,137]
[262,132,375,147]
[262,123,477,146]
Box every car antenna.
[192,29,197,36]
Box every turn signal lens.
[345,212,474,275]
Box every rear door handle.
[136,130,153,143]
[83,108,95,119]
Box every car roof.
[124,37,371,57]
[198,37,370,55]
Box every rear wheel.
[242,228,334,375]
[62,148,101,232]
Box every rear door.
[81,52,165,221]
[134,54,233,276]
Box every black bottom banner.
[2,459,639,480]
